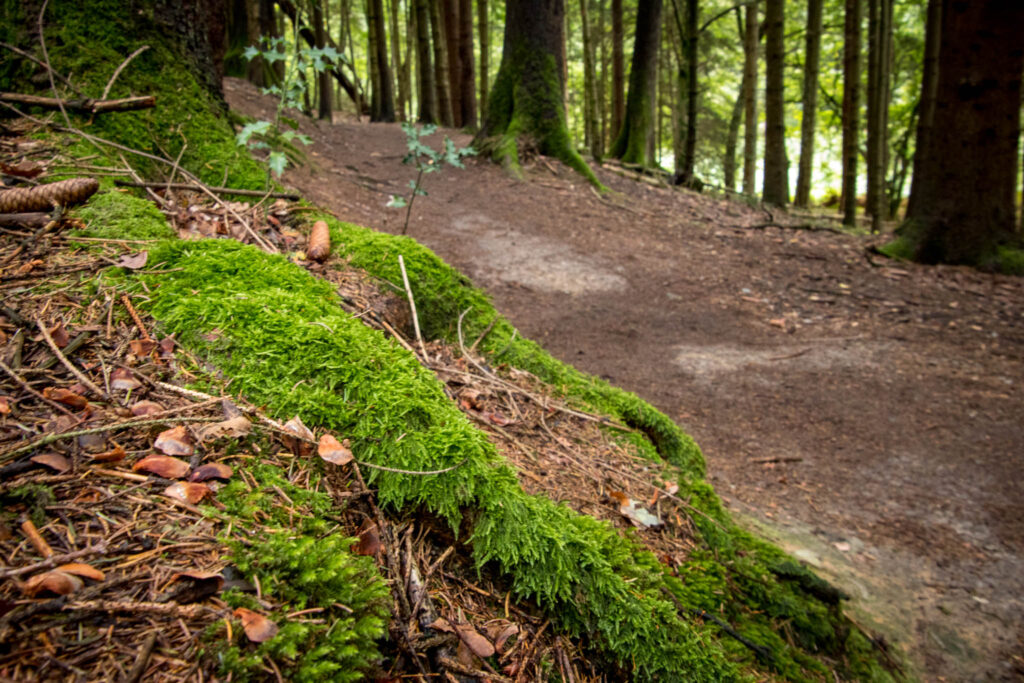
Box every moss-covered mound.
[1,2,898,678]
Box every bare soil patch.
[226,77,1024,680]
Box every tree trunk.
[841,0,861,226]
[341,0,367,113]
[596,0,607,151]
[794,0,822,207]
[867,0,892,230]
[741,0,758,195]
[724,12,744,192]
[475,0,600,186]
[372,0,396,121]
[580,0,600,158]
[312,0,332,121]
[610,0,624,142]
[761,0,786,205]
[154,0,227,102]
[388,0,408,120]
[458,0,476,127]
[609,0,662,167]
[681,0,697,181]
[441,0,462,125]
[478,0,489,121]
[897,1,1024,266]
[866,0,879,217]
[429,0,454,125]
[906,0,939,220]
[225,0,250,78]
[415,0,437,122]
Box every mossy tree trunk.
[897,1,1024,266]
[474,0,601,187]
[608,0,662,168]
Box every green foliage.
[388,123,475,234]
[70,190,176,241]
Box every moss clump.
[208,465,389,681]
[71,190,175,240]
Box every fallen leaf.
[171,570,224,591]
[164,482,212,504]
[197,415,251,442]
[110,367,142,391]
[318,434,353,466]
[158,337,176,358]
[190,463,233,482]
[456,622,495,658]
[833,541,851,553]
[133,454,191,479]
[0,160,43,178]
[0,396,10,415]
[131,400,164,416]
[608,490,663,529]
[428,618,455,633]
[129,339,157,356]
[30,453,70,473]
[486,411,513,426]
[234,608,279,642]
[117,251,148,270]
[486,621,519,654]
[201,328,222,342]
[459,389,485,410]
[49,323,70,348]
[22,570,83,597]
[88,444,126,463]
[56,563,105,581]
[154,425,194,456]
[42,387,88,410]
[354,521,380,556]
[281,416,314,455]
[768,318,787,329]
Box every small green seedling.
[237,36,342,183]
[388,123,475,234]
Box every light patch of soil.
[226,78,1024,681]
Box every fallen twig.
[0,541,108,579]
[36,317,109,401]
[398,255,428,360]
[100,45,149,100]
[114,180,300,200]
[0,92,155,114]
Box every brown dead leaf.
[110,367,142,391]
[131,400,165,416]
[428,617,455,633]
[132,454,191,479]
[22,570,83,597]
[117,251,148,270]
[458,388,485,409]
[354,521,380,557]
[88,444,126,463]
[282,416,314,455]
[197,415,251,442]
[201,328,222,342]
[493,622,519,654]
[171,570,224,591]
[190,463,233,482]
[57,563,105,582]
[154,425,194,456]
[318,434,353,466]
[486,411,513,427]
[0,396,10,415]
[456,622,495,658]
[0,160,43,178]
[42,387,88,410]
[30,453,70,473]
[49,323,70,348]
[164,482,212,504]
[129,339,157,356]
[608,490,663,529]
[158,337,176,358]
[234,607,279,642]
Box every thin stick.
[114,180,300,200]
[100,45,149,100]
[121,294,152,341]
[397,255,428,359]
[0,541,108,579]
[36,0,71,130]
[36,317,109,401]
[0,357,75,416]
[0,41,78,93]
[20,518,53,557]
[122,631,158,683]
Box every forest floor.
[226,78,1024,681]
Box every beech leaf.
[354,521,380,556]
[234,607,279,642]
[456,622,495,658]
[0,396,10,415]
[318,434,353,466]
[133,454,191,479]
[131,400,165,416]
[30,453,70,473]
[197,415,251,442]
[88,444,126,463]
[154,425,194,456]
[129,339,157,356]
[110,367,142,391]
[281,416,314,455]
[42,387,88,410]
[22,570,83,597]
[164,482,212,504]
[117,251,148,270]
[190,463,234,482]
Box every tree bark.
[681,0,697,181]
[794,0,822,207]
[371,0,396,121]
[475,0,600,186]
[610,0,624,142]
[898,0,1024,266]
[415,0,437,122]
[841,0,861,226]
[388,0,408,120]
[742,0,758,196]
[429,0,454,125]
[761,0,786,205]
[441,0,462,125]
[580,0,600,158]
[312,0,332,121]
[724,9,744,192]
[906,0,939,220]
[609,0,662,167]
[458,0,476,127]
[154,0,227,102]
[596,0,607,151]
[478,0,489,121]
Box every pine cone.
[0,178,99,213]
[307,220,331,262]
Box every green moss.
[70,190,175,240]
[993,245,1024,275]
[877,236,915,261]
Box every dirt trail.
[227,78,1024,681]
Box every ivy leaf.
[243,46,260,60]
[236,120,272,147]
[280,116,300,130]
[387,195,407,208]
[268,151,288,177]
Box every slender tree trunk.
[341,0,366,113]
[867,0,892,231]
[312,0,332,121]
[388,0,408,120]
[366,0,382,119]
[441,0,462,125]
[415,0,436,121]
[866,0,879,217]
[610,0,624,142]
[225,0,250,78]
[404,0,415,119]
[761,0,787,205]
[841,0,861,226]
[724,12,744,192]
[609,0,662,167]
[429,0,454,125]
[478,0,489,121]
[596,0,607,152]
[899,1,1024,265]
[458,0,476,127]
[681,0,697,181]
[580,0,600,158]
[370,0,396,121]
[475,0,601,186]
[795,0,822,207]
[742,0,758,195]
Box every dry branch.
[0,92,155,113]
[114,180,300,200]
